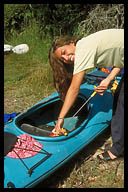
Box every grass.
[4,53,55,112]
[4,21,55,113]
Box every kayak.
[4,69,121,188]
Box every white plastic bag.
[12,44,29,54]
[4,44,13,52]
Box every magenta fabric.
[7,134,43,159]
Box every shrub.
[77,4,124,36]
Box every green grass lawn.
[4,23,55,113]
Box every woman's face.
[55,43,75,64]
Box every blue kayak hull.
[4,71,119,188]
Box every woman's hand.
[95,67,121,95]
[95,78,111,96]
[52,119,64,135]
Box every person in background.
[49,29,124,161]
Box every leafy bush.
[4,4,33,41]
[4,4,95,40]
[4,4,124,40]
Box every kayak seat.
[20,123,54,137]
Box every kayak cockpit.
[15,94,90,138]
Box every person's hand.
[95,78,111,96]
[52,119,64,135]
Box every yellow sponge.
[61,128,68,136]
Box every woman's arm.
[53,70,86,134]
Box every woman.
[49,29,124,161]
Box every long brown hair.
[49,36,80,101]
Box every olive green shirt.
[73,29,124,74]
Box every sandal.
[97,151,118,162]
[104,143,112,151]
